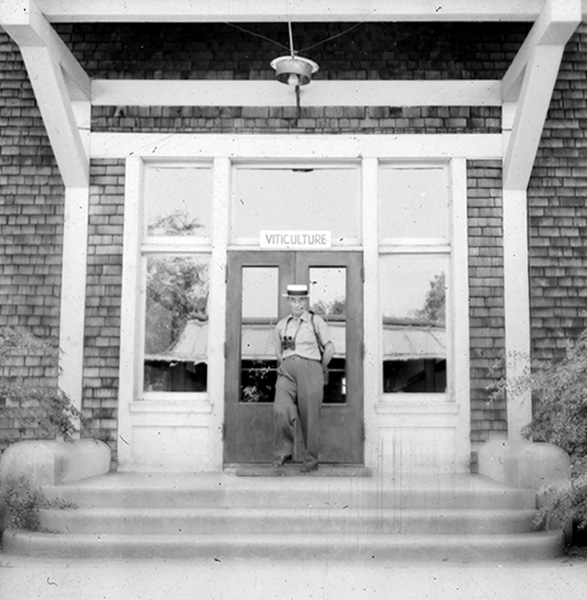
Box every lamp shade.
[270,55,319,86]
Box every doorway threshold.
[230,464,372,477]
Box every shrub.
[535,476,587,533]
[0,475,42,531]
[0,326,89,442]
[488,328,587,537]
[488,329,587,472]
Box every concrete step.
[3,529,564,562]
[37,506,540,536]
[41,473,536,510]
[2,472,565,561]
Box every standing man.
[272,284,334,473]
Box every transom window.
[231,164,361,245]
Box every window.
[139,162,213,397]
[143,255,210,393]
[378,164,450,396]
[380,254,447,393]
[378,166,449,242]
[143,164,213,240]
[231,165,360,245]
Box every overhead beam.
[19,45,89,186]
[92,79,502,108]
[0,0,90,100]
[503,0,581,190]
[89,132,503,161]
[1,0,90,186]
[502,0,582,101]
[35,0,544,23]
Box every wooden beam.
[92,79,502,108]
[89,132,503,160]
[504,45,565,190]
[0,0,90,100]
[35,0,544,23]
[20,45,89,186]
[503,0,581,190]
[502,0,582,101]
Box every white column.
[450,158,472,470]
[502,188,532,438]
[116,156,143,470]
[58,187,89,413]
[207,157,230,470]
[361,157,380,470]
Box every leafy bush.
[488,328,587,537]
[535,476,587,533]
[488,329,587,471]
[0,326,89,442]
[0,475,42,531]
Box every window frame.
[137,158,215,402]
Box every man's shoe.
[300,461,318,473]
[271,455,292,468]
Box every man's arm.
[314,315,334,367]
[321,341,334,368]
[273,326,283,365]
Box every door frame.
[223,250,364,465]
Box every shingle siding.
[82,160,125,457]
[467,161,507,454]
[0,30,64,452]
[1,20,586,459]
[528,22,587,363]
[92,105,501,134]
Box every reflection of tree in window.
[146,257,208,352]
[383,271,447,394]
[411,272,446,325]
[144,256,209,393]
[311,297,345,317]
[149,210,203,236]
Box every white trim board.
[91,80,503,108]
[90,133,503,160]
[34,0,546,22]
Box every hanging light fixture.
[270,22,319,87]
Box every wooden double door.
[224,251,364,465]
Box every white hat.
[283,284,309,297]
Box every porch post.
[58,187,90,412]
[502,189,532,438]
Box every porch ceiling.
[0,0,583,190]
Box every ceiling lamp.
[270,23,319,88]
[270,55,319,87]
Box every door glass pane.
[143,255,209,392]
[232,167,359,243]
[378,166,449,239]
[240,267,279,403]
[144,165,213,238]
[380,255,447,393]
[309,267,346,404]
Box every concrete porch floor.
[0,553,585,600]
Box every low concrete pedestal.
[478,439,571,490]
[0,439,111,488]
